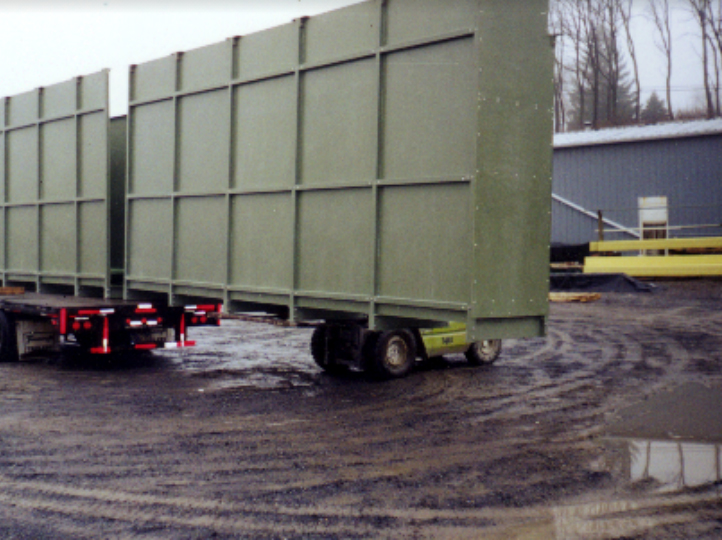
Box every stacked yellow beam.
[584,237,722,277]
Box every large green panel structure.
[0,70,123,297]
[125,0,553,340]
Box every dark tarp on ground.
[550,273,656,293]
[550,243,590,264]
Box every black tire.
[0,311,19,363]
[310,325,347,375]
[370,330,416,379]
[465,339,502,365]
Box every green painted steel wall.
[125,0,553,340]
[0,70,117,297]
[109,117,127,275]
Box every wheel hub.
[386,336,408,368]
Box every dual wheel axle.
[310,323,502,379]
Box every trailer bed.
[0,293,221,360]
[0,293,138,313]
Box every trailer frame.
[0,292,221,362]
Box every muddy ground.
[1,280,721,539]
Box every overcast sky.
[0,0,363,116]
[0,0,710,117]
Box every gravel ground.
[0,279,721,539]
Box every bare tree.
[549,0,568,132]
[552,0,638,131]
[583,0,605,128]
[617,0,642,122]
[688,0,715,118]
[564,0,593,129]
[601,0,621,124]
[581,0,635,129]
[649,0,675,119]
[710,34,721,114]
[710,0,722,55]
[708,0,722,113]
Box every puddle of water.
[544,437,722,540]
[152,319,321,389]
[539,382,722,539]
[605,437,722,493]
[627,439,721,492]
[604,382,722,493]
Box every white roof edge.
[553,118,722,149]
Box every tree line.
[550,0,722,132]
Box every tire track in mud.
[1,287,722,538]
[1,472,719,539]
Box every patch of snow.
[554,118,722,149]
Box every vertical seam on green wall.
[74,77,82,295]
[169,52,183,305]
[35,88,42,292]
[100,72,112,298]
[468,5,483,341]
[1,98,6,284]
[123,66,135,301]
[369,0,388,330]
[290,17,308,322]
[224,37,241,311]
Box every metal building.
[552,119,722,246]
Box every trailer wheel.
[370,330,416,379]
[310,325,347,375]
[0,311,19,363]
[465,339,502,365]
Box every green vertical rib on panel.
[289,17,307,320]
[0,98,5,281]
[109,117,127,273]
[225,36,240,309]
[369,0,387,328]
[169,53,182,302]
[471,1,553,332]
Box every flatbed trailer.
[0,293,221,362]
[0,0,553,379]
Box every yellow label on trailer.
[420,322,470,358]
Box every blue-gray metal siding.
[552,134,722,245]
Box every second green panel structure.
[1,70,123,298]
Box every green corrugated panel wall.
[125,0,553,339]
